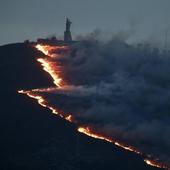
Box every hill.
[0,43,160,170]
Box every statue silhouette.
[64,18,72,42]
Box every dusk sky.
[0,0,170,45]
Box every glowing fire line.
[78,127,169,169]
[18,88,168,169]
[18,44,169,170]
[37,58,62,87]
[36,44,69,87]
[18,90,67,119]
[78,127,142,154]
[36,44,68,57]
[144,159,167,169]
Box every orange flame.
[78,127,113,143]
[78,127,141,154]
[36,44,68,57]
[144,159,169,169]
[37,58,62,87]
[18,90,47,108]
[36,44,49,55]
[65,115,74,122]
[35,44,69,87]
[18,90,62,117]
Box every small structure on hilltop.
[64,18,72,42]
[35,18,75,45]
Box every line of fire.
[20,18,170,170]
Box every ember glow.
[65,115,74,122]
[18,44,170,170]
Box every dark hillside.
[0,43,160,170]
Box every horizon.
[0,0,170,46]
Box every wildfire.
[114,142,141,154]
[18,43,170,170]
[18,90,47,108]
[78,127,113,143]
[18,90,63,117]
[36,44,49,55]
[35,44,69,87]
[144,159,169,169]
[37,58,62,87]
[36,44,68,57]
[78,127,169,169]
[18,89,77,123]
[65,115,74,122]
[78,127,141,153]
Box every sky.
[0,0,170,45]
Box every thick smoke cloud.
[37,35,170,165]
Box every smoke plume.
[35,34,170,165]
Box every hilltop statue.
[64,18,72,42]
[66,18,72,31]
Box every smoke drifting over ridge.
[35,34,170,166]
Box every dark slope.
[0,43,161,170]
[0,43,54,91]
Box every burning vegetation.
[18,43,170,169]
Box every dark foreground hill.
[0,43,161,170]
